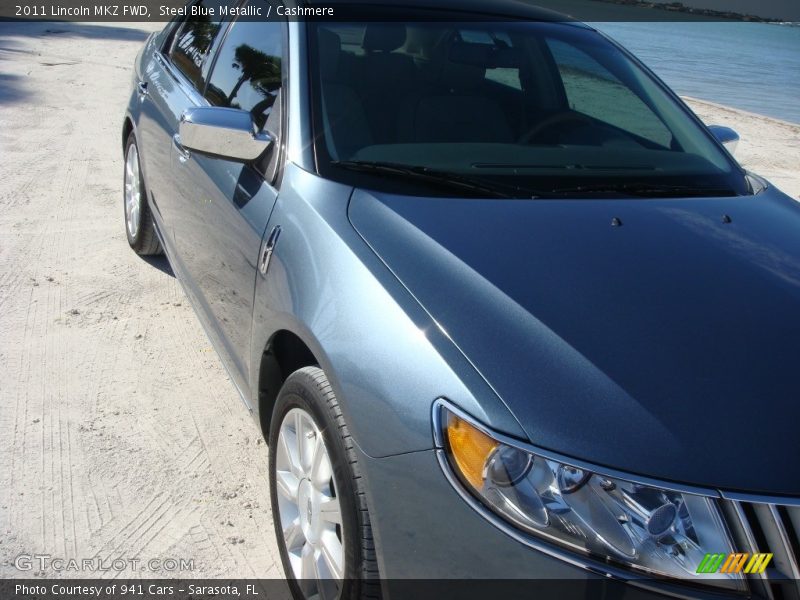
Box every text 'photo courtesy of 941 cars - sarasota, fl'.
[121,0,800,598]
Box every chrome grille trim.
[788,506,800,556]
[723,498,800,599]
[721,500,773,599]
[766,504,800,580]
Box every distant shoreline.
[595,0,788,23]
[682,96,800,128]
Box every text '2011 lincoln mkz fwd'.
[122,0,800,598]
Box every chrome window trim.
[198,1,242,95]
[286,21,314,172]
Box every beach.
[0,21,798,577]
[684,97,800,199]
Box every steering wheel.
[518,111,593,144]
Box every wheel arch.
[256,328,319,440]
[122,114,134,151]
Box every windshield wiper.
[548,182,737,198]
[331,160,520,199]
[331,162,735,199]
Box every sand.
[0,21,798,579]
[684,96,800,199]
[0,21,285,582]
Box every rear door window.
[204,1,283,133]
[204,0,285,180]
[168,0,227,89]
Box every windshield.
[309,18,750,198]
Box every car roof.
[303,0,580,23]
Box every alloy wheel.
[275,408,344,599]
[124,143,142,239]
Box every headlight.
[436,404,745,592]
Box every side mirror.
[178,107,273,162]
[708,125,739,156]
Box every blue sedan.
[122,1,800,597]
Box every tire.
[123,133,162,255]
[269,367,380,600]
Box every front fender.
[249,164,526,457]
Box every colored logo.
[697,552,773,574]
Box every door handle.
[259,226,281,275]
[137,80,148,96]
[172,134,191,163]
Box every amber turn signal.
[445,413,498,490]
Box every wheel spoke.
[275,469,300,502]
[319,531,344,580]
[315,563,339,600]
[283,517,305,551]
[277,428,302,478]
[310,435,332,490]
[130,204,139,236]
[300,542,316,581]
[294,411,308,474]
[318,496,341,525]
[312,549,324,582]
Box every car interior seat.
[397,40,515,144]
[355,24,419,144]
[317,28,373,159]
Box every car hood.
[349,187,800,495]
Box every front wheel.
[269,367,380,600]
[123,133,162,255]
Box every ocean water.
[593,22,800,124]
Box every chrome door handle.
[137,80,148,96]
[259,226,281,275]
[172,134,191,162]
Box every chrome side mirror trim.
[179,107,273,162]
[708,125,740,157]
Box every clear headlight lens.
[438,406,745,592]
